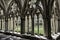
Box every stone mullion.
[13,17,14,32]
[10,17,11,31]
[8,18,10,31]
[16,17,18,32]
[1,18,2,30]
[58,19,60,32]
[14,17,17,32]
[27,15,29,33]
[55,17,58,33]
[37,14,39,34]
[25,16,27,33]
[43,18,48,36]
[11,17,13,32]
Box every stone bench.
[51,33,60,40]
[0,34,29,40]
[22,34,48,40]
[1,36,30,40]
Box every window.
[34,14,44,35]
[25,15,32,34]
[0,19,1,30]
[2,18,5,31]
[34,14,38,34]
[14,16,21,33]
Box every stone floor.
[0,33,60,40]
[0,33,29,40]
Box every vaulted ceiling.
[0,0,13,11]
[58,0,60,9]
[57,0,60,17]
[0,0,29,12]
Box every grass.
[14,25,44,35]
[34,25,44,34]
[14,26,21,32]
[1,25,44,35]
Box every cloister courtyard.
[0,0,60,40]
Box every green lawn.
[34,25,44,34]
[14,25,44,34]
[14,26,21,32]
[1,25,44,35]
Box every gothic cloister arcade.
[0,0,60,40]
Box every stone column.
[0,19,1,30]
[27,15,29,33]
[13,17,14,32]
[8,18,10,31]
[14,17,16,32]
[11,17,13,31]
[58,18,60,32]
[9,17,11,31]
[55,16,58,33]
[43,16,52,39]
[52,15,55,34]
[1,18,2,30]
[43,18,48,36]
[37,14,39,34]
[21,16,25,34]
[25,16,27,33]
[29,15,32,34]
[31,14,34,35]
[51,18,53,34]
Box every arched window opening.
[25,15,32,34]
[34,14,44,35]
[39,14,44,35]
[10,17,13,32]
[51,1,59,34]
[0,8,5,31]
[51,14,58,34]
[34,14,38,34]
[28,15,32,34]
[2,17,5,31]
[0,0,59,39]
[17,16,21,33]
[25,16,28,33]
[0,18,3,31]
[0,19,1,30]
[8,18,11,31]
[14,16,21,33]
[12,17,17,33]
[6,1,21,34]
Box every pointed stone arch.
[51,0,59,34]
